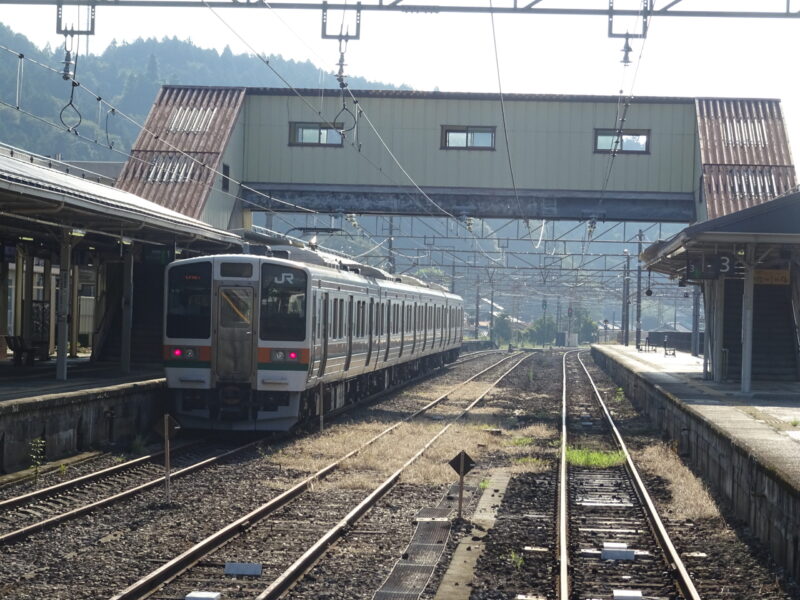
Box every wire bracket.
[56,2,96,36]
[608,0,651,38]
[321,2,361,40]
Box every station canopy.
[0,146,243,255]
[642,190,800,280]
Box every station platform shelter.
[642,190,800,393]
[0,144,244,380]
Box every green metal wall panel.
[242,94,697,194]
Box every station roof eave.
[0,146,243,254]
[641,190,800,277]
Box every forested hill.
[0,23,407,160]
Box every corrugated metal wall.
[696,99,797,220]
[242,92,698,195]
[116,86,246,220]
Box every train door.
[319,292,329,377]
[384,300,391,361]
[366,298,374,366]
[309,292,317,373]
[215,286,254,382]
[345,295,353,371]
[411,303,417,354]
[422,304,427,351]
[399,301,405,357]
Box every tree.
[493,313,513,345]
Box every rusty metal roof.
[116,86,246,219]
[696,99,797,220]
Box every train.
[162,245,464,430]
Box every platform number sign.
[687,253,734,280]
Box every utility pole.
[474,284,480,339]
[387,216,395,274]
[489,285,495,345]
[556,297,561,334]
[635,229,643,349]
[622,249,630,346]
[487,269,496,345]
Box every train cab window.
[260,264,307,341]
[221,262,252,278]
[166,261,212,339]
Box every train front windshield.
[260,264,307,341]
[166,261,212,339]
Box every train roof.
[169,252,462,302]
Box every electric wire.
[198,4,507,267]
[0,43,317,218]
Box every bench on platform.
[4,335,39,366]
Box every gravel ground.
[0,352,510,599]
[583,353,800,600]
[3,349,797,600]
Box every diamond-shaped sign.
[448,450,476,476]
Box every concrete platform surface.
[593,344,800,490]
[0,358,163,405]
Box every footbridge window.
[289,122,343,147]
[441,125,496,150]
[594,129,650,154]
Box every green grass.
[479,478,490,490]
[510,436,535,447]
[507,550,524,570]
[565,447,626,468]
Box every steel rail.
[557,349,579,599]
[0,439,264,546]
[255,353,531,600]
[576,353,702,600]
[0,441,201,512]
[109,352,525,600]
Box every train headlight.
[271,349,299,362]
[171,347,196,359]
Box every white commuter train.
[163,247,464,430]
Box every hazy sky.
[3,2,799,147]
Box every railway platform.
[0,358,165,474]
[592,343,800,582]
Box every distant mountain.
[0,23,408,160]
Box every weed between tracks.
[565,447,625,468]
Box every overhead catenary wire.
[0,43,318,219]
[201,3,508,268]
[202,3,507,266]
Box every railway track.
[109,352,529,599]
[0,439,267,545]
[0,348,501,549]
[559,351,700,600]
